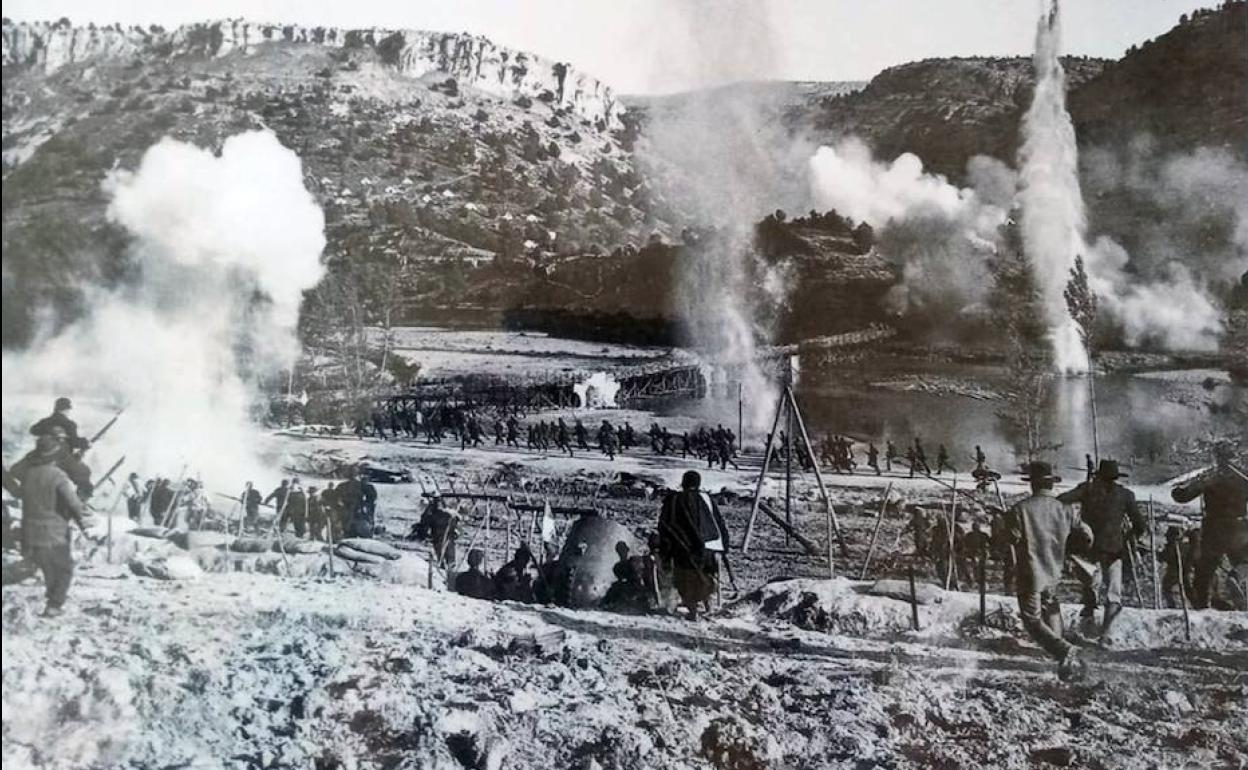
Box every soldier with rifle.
[30,398,90,453]
[1058,459,1146,636]
[1171,441,1248,610]
[866,443,881,476]
[12,433,92,617]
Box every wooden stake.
[859,483,894,580]
[943,479,959,591]
[758,502,822,557]
[1175,538,1191,642]
[978,549,987,625]
[742,388,785,552]
[908,566,920,630]
[787,387,850,562]
[1148,498,1160,610]
[1126,537,1144,607]
[324,491,336,579]
[784,401,792,547]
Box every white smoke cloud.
[2,130,325,493]
[809,139,974,226]
[638,0,797,431]
[1016,1,1089,373]
[809,139,1011,323]
[1018,2,1227,362]
[1085,235,1223,351]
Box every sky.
[2,0,1223,93]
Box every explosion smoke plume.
[1,130,325,491]
[638,0,807,431]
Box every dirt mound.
[741,578,1248,651]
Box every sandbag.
[282,538,327,555]
[867,579,944,606]
[229,537,272,553]
[554,515,642,609]
[175,531,233,550]
[129,553,203,580]
[337,537,401,560]
[335,545,385,564]
[129,526,172,540]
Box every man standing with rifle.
[1171,441,1248,610]
[13,433,92,617]
[1058,459,1146,637]
[29,398,90,453]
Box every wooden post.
[742,388,785,552]
[1148,498,1160,610]
[1126,539,1144,607]
[943,479,959,591]
[103,481,127,563]
[908,566,920,630]
[758,502,822,557]
[978,549,987,625]
[728,379,738,454]
[859,483,894,580]
[784,399,793,547]
[324,491,336,579]
[787,387,850,562]
[1175,539,1191,642]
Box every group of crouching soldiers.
[415,469,731,619]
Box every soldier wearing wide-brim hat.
[1058,458,1146,636]
[1171,440,1248,609]
[1005,461,1091,679]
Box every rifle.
[214,492,277,509]
[76,408,125,457]
[94,455,126,491]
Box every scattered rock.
[701,715,780,770]
[1030,746,1075,766]
[507,629,565,658]
[1163,689,1194,714]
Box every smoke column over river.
[1019,0,1225,365]
[1,130,325,491]
[1016,0,1088,372]
[637,0,810,430]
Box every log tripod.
[742,357,848,577]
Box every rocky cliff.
[1,19,621,130]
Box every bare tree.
[990,235,1060,463]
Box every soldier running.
[1005,461,1090,680]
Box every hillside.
[1070,1,1247,156]
[1,19,672,348]
[3,5,1245,353]
[797,56,1111,182]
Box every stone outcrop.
[1,19,621,129]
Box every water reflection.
[670,361,1237,483]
